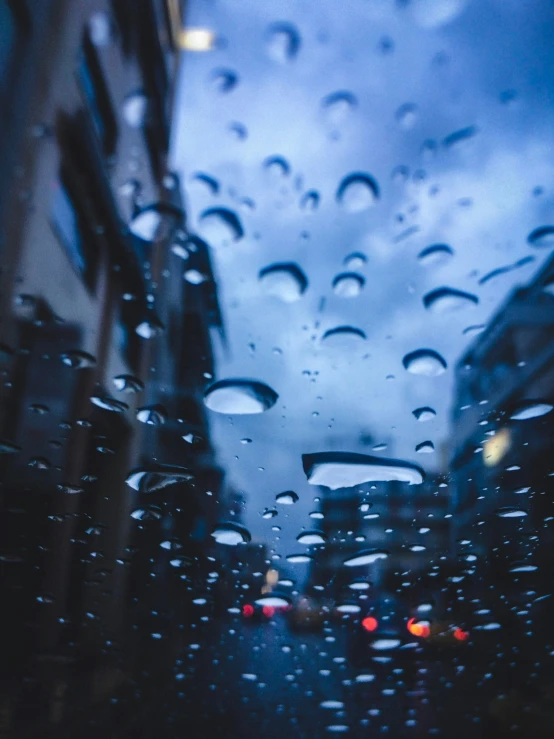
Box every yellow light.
[483,428,511,467]
[266,569,279,586]
[179,28,216,52]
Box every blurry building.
[0,0,225,734]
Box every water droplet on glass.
[125,464,194,493]
[60,350,96,369]
[276,491,299,505]
[528,226,554,247]
[321,90,358,126]
[336,173,379,212]
[510,401,553,420]
[204,379,278,414]
[130,505,162,521]
[122,91,150,128]
[423,287,478,313]
[396,103,418,129]
[332,273,365,298]
[197,207,244,247]
[463,324,485,337]
[321,326,366,345]
[259,263,307,302]
[443,125,479,149]
[184,269,208,285]
[286,554,313,564]
[90,396,129,412]
[212,523,251,545]
[228,121,248,140]
[336,604,360,613]
[57,483,84,495]
[348,581,371,590]
[343,252,367,270]
[343,550,389,567]
[303,452,424,490]
[135,316,165,339]
[209,68,238,93]
[266,22,301,63]
[416,441,435,453]
[136,405,167,425]
[262,155,290,179]
[300,190,320,211]
[262,508,278,519]
[113,374,144,393]
[417,244,454,267]
[403,349,447,376]
[129,204,180,243]
[0,439,21,454]
[191,172,219,195]
[297,531,326,545]
[255,595,291,608]
[413,407,436,422]
[496,507,528,518]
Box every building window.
[78,33,117,156]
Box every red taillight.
[407,618,430,638]
[263,605,275,618]
[362,616,378,632]
[454,628,469,641]
[243,604,254,618]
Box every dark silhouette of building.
[0,2,225,735]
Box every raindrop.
[332,273,365,298]
[336,604,360,613]
[355,674,375,683]
[209,68,238,93]
[371,639,401,650]
[509,564,537,573]
[344,252,367,270]
[326,726,349,734]
[197,207,244,247]
[297,531,326,545]
[29,457,50,470]
[343,550,389,567]
[60,350,96,369]
[57,483,84,495]
[310,511,324,519]
[348,581,371,590]
[415,441,435,454]
[130,505,162,521]
[321,701,345,710]
[496,507,528,518]
[254,595,291,607]
[475,622,501,631]
[463,325,485,337]
[228,122,248,140]
[191,172,219,195]
[184,269,208,285]
[266,22,301,63]
[300,190,320,211]
[90,396,128,412]
[321,91,358,126]
[509,401,553,420]
[136,405,167,425]
[410,545,426,552]
[259,263,308,302]
[125,464,194,493]
[336,173,379,212]
[262,155,290,179]
[403,349,447,376]
[0,439,21,454]
[276,491,299,505]
[321,326,366,344]
[417,244,454,267]
[286,554,313,564]
[372,443,387,452]
[413,407,436,422]
[204,379,278,414]
[122,91,150,127]
[113,374,144,393]
[129,204,180,243]
[423,287,478,313]
[528,226,554,248]
[396,103,418,129]
[303,452,424,490]
[135,317,165,339]
[262,508,278,519]
[211,523,251,546]
[443,125,479,149]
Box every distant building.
[0,0,225,733]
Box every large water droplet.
[129,204,180,243]
[198,207,244,247]
[204,379,278,414]
[191,172,220,196]
[125,465,194,493]
[336,173,379,212]
[276,491,299,505]
[415,441,435,453]
[136,405,167,425]
[90,396,129,412]
[413,407,436,422]
[332,273,365,298]
[113,374,144,393]
[266,22,301,62]
[259,263,307,302]
[254,595,291,607]
[343,550,389,567]
[209,68,239,93]
[423,287,478,313]
[321,326,366,345]
[286,554,313,564]
[528,226,554,248]
[417,244,454,267]
[297,531,326,545]
[321,91,358,126]
[302,452,424,490]
[403,349,447,376]
[510,401,553,420]
[212,523,251,545]
[371,638,401,650]
[496,507,528,519]
[60,350,96,369]
[122,91,150,127]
